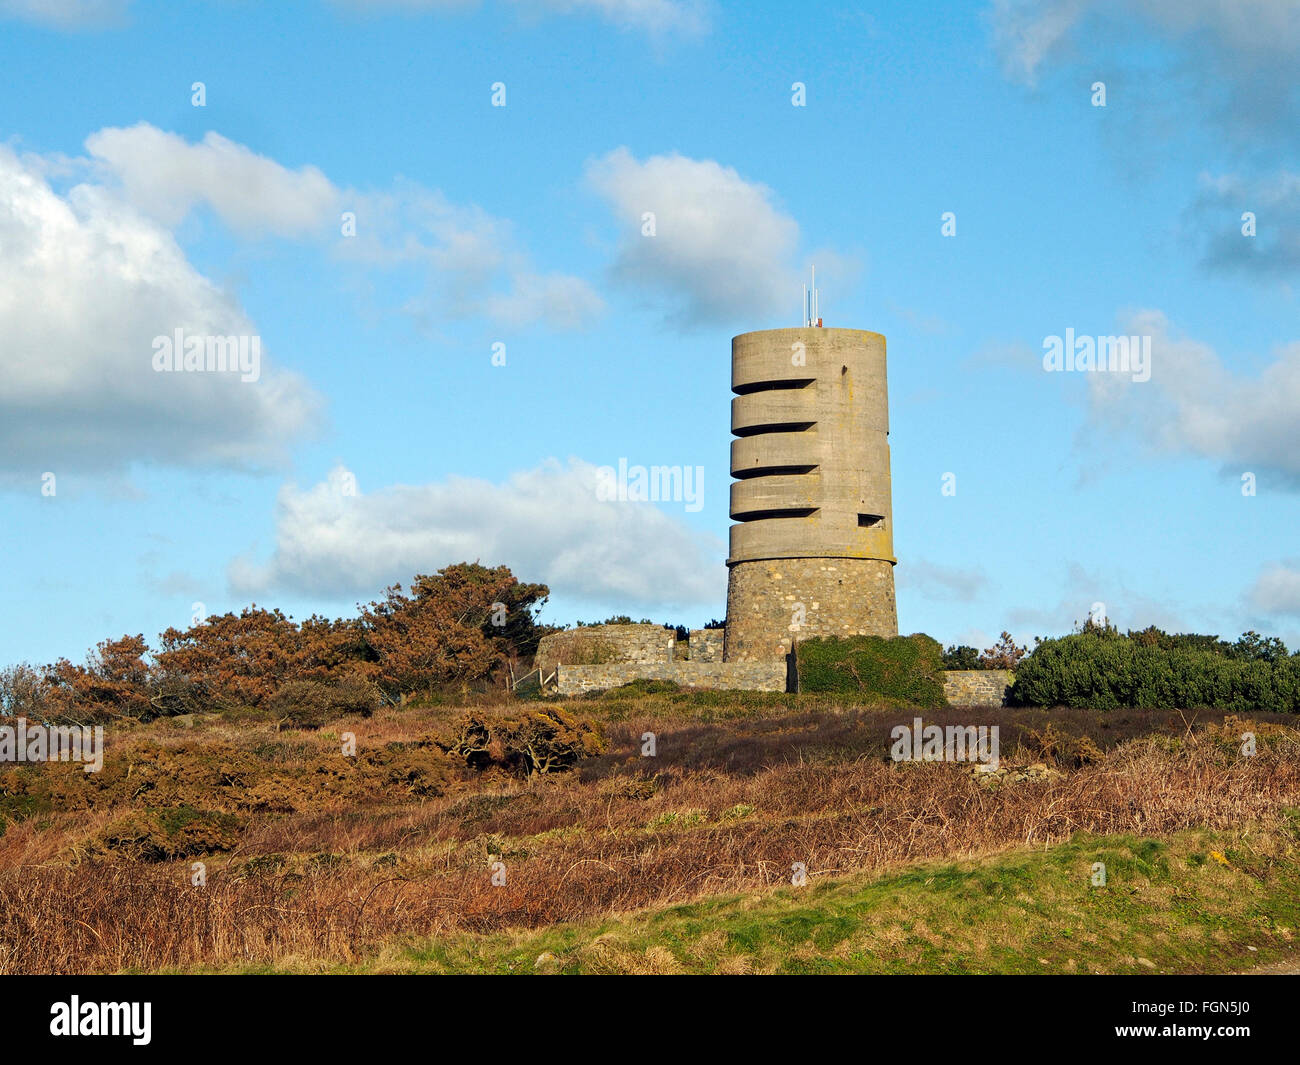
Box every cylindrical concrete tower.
[723,327,898,662]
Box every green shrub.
[941,645,980,670]
[1010,631,1300,712]
[796,634,947,706]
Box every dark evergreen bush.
[1010,630,1300,712]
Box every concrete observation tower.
[723,272,899,663]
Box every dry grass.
[1,698,1297,973]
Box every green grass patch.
[336,821,1300,975]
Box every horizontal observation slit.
[731,464,819,480]
[732,422,816,438]
[732,507,820,522]
[732,378,815,396]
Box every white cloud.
[85,125,340,237]
[340,180,603,330]
[84,124,601,331]
[989,0,1300,150]
[1085,309,1300,485]
[586,147,801,325]
[229,459,725,608]
[0,144,321,478]
[5,0,710,36]
[515,0,708,36]
[0,0,127,28]
[479,271,604,330]
[991,0,1300,85]
[988,0,1090,86]
[1248,563,1300,617]
[989,1,1300,293]
[339,0,709,36]
[1188,170,1300,277]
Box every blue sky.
[1,0,1298,666]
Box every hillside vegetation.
[3,691,1298,974]
[4,567,1300,974]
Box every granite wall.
[942,670,1014,707]
[535,624,675,676]
[556,661,787,695]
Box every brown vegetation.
[2,695,1297,974]
[0,564,550,726]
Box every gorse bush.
[3,563,549,725]
[1011,629,1300,712]
[1128,625,1289,662]
[264,675,382,730]
[442,708,606,776]
[796,634,947,706]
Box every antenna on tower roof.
[802,266,822,327]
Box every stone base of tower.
[723,557,898,662]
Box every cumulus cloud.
[0,144,321,478]
[1247,563,1300,617]
[82,124,600,331]
[0,123,598,484]
[1187,170,1300,277]
[340,181,603,330]
[586,147,801,325]
[85,125,341,237]
[1085,309,1300,486]
[229,459,725,609]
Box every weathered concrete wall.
[724,557,898,662]
[943,670,1014,707]
[724,327,898,662]
[689,628,725,663]
[535,624,674,676]
[557,661,787,695]
[728,327,895,565]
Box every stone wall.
[556,661,787,696]
[535,624,674,676]
[724,556,897,662]
[943,670,1014,707]
[689,628,725,663]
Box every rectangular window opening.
[733,507,819,522]
[732,464,819,480]
[733,421,817,438]
[732,378,815,396]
